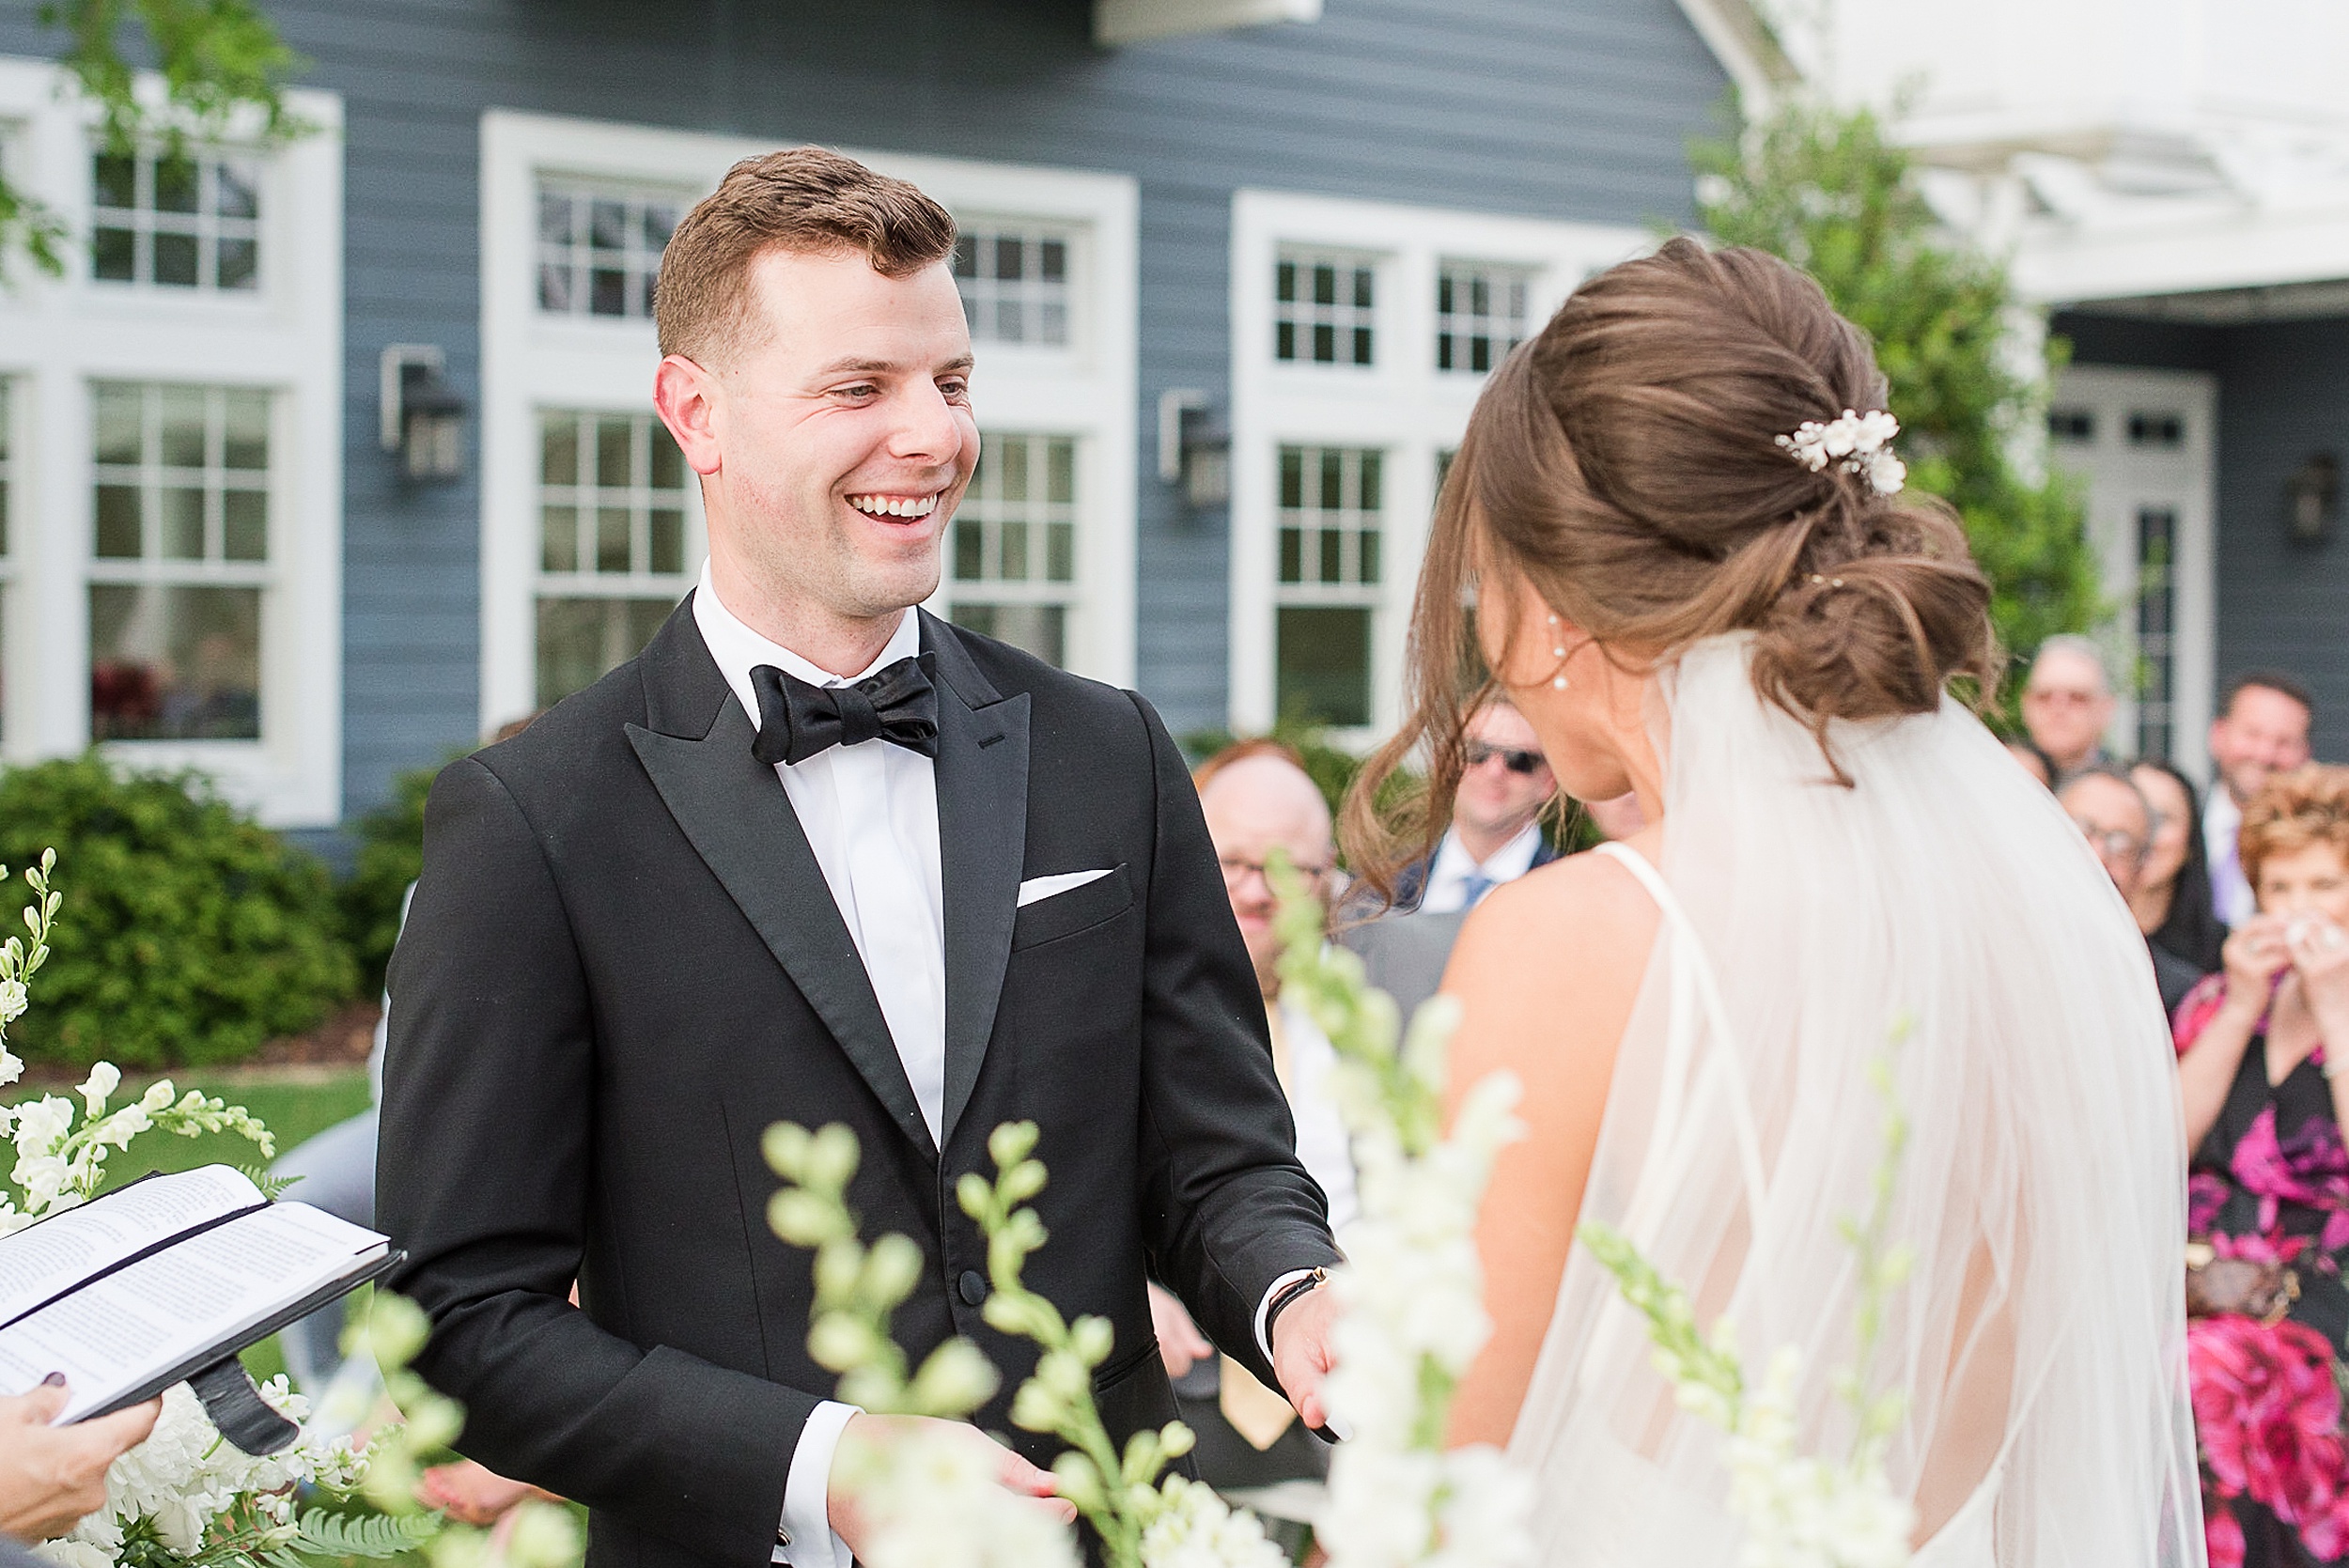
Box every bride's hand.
[1146,1283,1212,1377]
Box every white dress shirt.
[1275,993,1359,1239]
[693,567,942,1568]
[1417,822,1545,914]
[2205,783,2255,928]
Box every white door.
[2046,365,2217,782]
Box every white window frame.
[0,55,343,828]
[2046,365,2218,781]
[1227,189,1645,739]
[480,110,1139,727]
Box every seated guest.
[2206,671,2318,929]
[2173,766,2349,1567]
[2057,766,2203,1014]
[2133,759,2227,975]
[1396,696,1558,912]
[2020,636,2118,784]
[1154,742,1357,1545]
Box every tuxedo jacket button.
[958,1269,988,1306]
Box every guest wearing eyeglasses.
[1396,697,1559,914]
[2058,764,2206,1015]
[1150,738,1356,1550]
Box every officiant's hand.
[1269,1281,1342,1435]
[0,1382,160,1542]
[828,1414,1074,1555]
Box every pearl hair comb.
[1776,409,1906,496]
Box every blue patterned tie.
[1459,872,1496,909]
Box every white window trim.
[2046,364,2218,782]
[0,54,343,828]
[480,109,1139,727]
[1227,189,1645,739]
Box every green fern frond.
[293,1504,441,1560]
[241,1165,299,1203]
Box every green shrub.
[0,753,358,1068]
[341,762,437,996]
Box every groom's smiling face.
[678,245,980,632]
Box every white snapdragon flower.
[75,1064,119,1118]
[12,1156,70,1212]
[0,980,28,1027]
[1721,1347,1914,1568]
[1138,1476,1287,1568]
[12,1096,72,1158]
[848,1424,1078,1568]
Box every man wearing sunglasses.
[1400,697,1560,914]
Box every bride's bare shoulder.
[1441,844,1663,1083]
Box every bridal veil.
[1506,635,2201,1566]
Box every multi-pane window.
[537,180,683,319]
[91,150,259,291]
[1436,264,1529,374]
[953,225,1072,347]
[1275,252,1376,367]
[2137,505,2177,760]
[2047,408,2095,444]
[536,411,692,705]
[2128,411,2186,450]
[1274,445,1383,727]
[948,433,1077,667]
[87,382,271,741]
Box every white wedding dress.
[1504,636,2202,1567]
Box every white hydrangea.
[56,1377,369,1567]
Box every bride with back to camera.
[1343,238,2201,1565]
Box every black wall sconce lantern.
[1158,388,1230,509]
[2287,452,2339,546]
[380,344,467,482]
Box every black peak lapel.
[627,691,937,1162]
[925,614,1030,1147]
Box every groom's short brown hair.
[654,147,957,366]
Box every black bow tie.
[750,654,941,767]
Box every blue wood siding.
[0,0,1730,819]
[2058,310,2349,764]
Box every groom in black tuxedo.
[377,149,1343,1568]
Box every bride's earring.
[1548,613,1570,689]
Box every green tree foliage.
[3,0,304,280]
[1693,98,2102,709]
[0,753,356,1067]
[340,762,437,997]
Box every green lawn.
[9,1066,374,1389]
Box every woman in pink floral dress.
[2179,766,2349,1567]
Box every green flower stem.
[958,1121,1190,1568]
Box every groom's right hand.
[826,1414,1074,1555]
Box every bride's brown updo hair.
[1342,237,1998,900]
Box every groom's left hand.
[1269,1281,1342,1436]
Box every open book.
[0,1165,396,1424]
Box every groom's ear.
[654,353,725,479]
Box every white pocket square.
[1017,869,1115,908]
